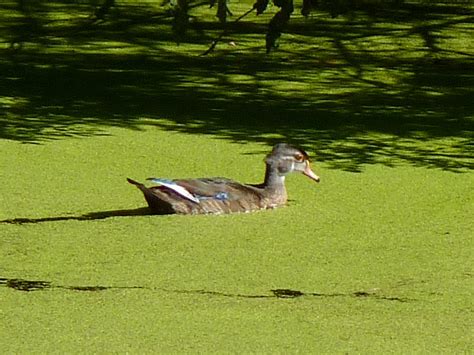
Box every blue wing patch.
[215,192,229,201]
[196,192,229,201]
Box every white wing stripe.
[149,179,200,203]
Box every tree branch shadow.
[0,1,472,172]
[0,276,415,302]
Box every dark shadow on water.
[0,2,472,172]
[0,276,413,302]
[1,278,51,292]
[0,277,143,292]
[270,288,410,302]
[0,207,156,225]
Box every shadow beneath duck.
[0,207,158,225]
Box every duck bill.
[303,162,320,183]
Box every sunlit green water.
[1,126,472,352]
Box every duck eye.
[294,153,304,162]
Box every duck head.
[265,143,320,183]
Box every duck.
[127,143,320,215]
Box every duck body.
[127,177,286,215]
[127,143,320,215]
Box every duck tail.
[127,178,150,194]
[127,177,144,188]
[127,178,176,214]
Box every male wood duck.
[127,143,320,215]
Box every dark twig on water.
[200,6,255,56]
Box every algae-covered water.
[1,0,473,352]
[1,127,472,352]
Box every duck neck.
[263,163,286,192]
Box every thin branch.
[200,6,255,56]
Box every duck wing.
[129,177,272,215]
[149,177,263,202]
[149,177,269,214]
[176,177,260,201]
